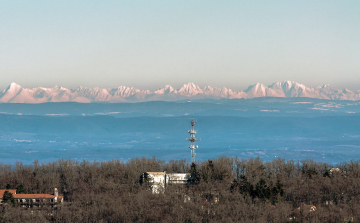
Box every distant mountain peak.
[10,82,21,87]
[318,84,331,88]
[244,83,268,97]
[7,82,22,91]
[178,83,203,96]
[154,85,176,95]
[181,82,199,89]
[0,81,359,103]
[0,82,23,102]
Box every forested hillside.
[0,157,359,222]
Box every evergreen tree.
[188,163,200,185]
[2,191,15,205]
[16,184,26,194]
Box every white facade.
[146,171,190,194]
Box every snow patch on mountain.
[245,83,270,97]
[0,82,23,102]
[154,85,176,95]
[178,83,203,96]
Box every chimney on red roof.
[54,188,58,197]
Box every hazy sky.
[1,1,360,91]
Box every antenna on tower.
[186,119,200,164]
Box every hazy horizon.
[2,80,360,93]
[3,79,360,93]
[1,1,360,91]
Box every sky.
[1,1,360,91]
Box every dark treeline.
[0,157,359,222]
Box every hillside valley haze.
[1,81,360,103]
[0,97,359,165]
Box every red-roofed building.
[1,188,63,205]
[0,189,17,198]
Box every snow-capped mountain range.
[1,81,359,103]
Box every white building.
[146,171,190,193]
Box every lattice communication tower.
[186,119,200,164]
